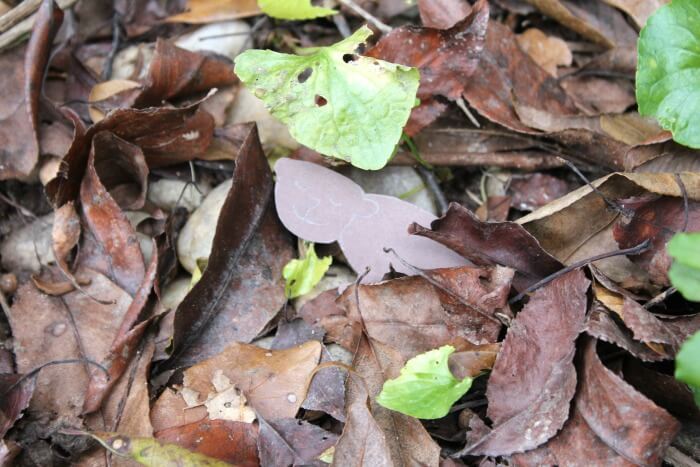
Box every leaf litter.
[0,0,698,465]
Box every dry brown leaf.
[88,79,141,123]
[166,0,260,23]
[152,341,322,424]
[515,28,572,76]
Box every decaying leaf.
[0,0,62,180]
[152,341,322,424]
[235,27,419,170]
[368,0,489,133]
[274,158,467,284]
[333,376,393,467]
[514,339,679,465]
[461,269,589,456]
[86,431,233,466]
[0,374,35,437]
[162,126,292,369]
[410,203,562,289]
[257,417,338,467]
[156,419,259,466]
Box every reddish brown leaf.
[577,339,679,465]
[161,126,292,369]
[135,39,237,108]
[368,0,489,133]
[614,195,700,286]
[333,376,393,467]
[510,173,569,212]
[0,0,62,180]
[152,341,322,423]
[462,21,578,133]
[0,374,35,437]
[418,0,472,29]
[46,101,214,207]
[345,337,441,466]
[83,248,158,413]
[337,266,512,356]
[156,419,259,467]
[585,303,667,362]
[257,417,338,467]
[79,132,146,295]
[410,203,562,289]
[461,269,589,456]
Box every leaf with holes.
[376,345,473,419]
[234,26,419,170]
[637,0,700,148]
[283,242,332,298]
[258,0,336,19]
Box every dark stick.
[509,239,651,304]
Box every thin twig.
[509,239,651,304]
[338,0,392,34]
[3,358,109,396]
[675,173,689,232]
[456,97,481,128]
[102,11,121,81]
[644,287,677,309]
[333,13,352,38]
[416,165,448,215]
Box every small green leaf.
[234,26,420,170]
[667,233,700,301]
[283,242,332,298]
[377,345,472,419]
[676,331,700,406]
[636,0,700,148]
[258,0,336,20]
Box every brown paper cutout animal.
[274,158,468,283]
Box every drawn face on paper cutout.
[274,158,468,283]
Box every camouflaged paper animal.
[274,158,468,283]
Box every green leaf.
[376,345,472,419]
[234,26,420,170]
[258,0,336,20]
[667,233,700,301]
[636,0,700,148]
[676,331,700,406]
[283,242,332,298]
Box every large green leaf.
[667,232,700,301]
[258,0,336,20]
[283,242,332,298]
[637,0,700,148]
[376,345,472,419]
[676,331,700,406]
[234,26,420,170]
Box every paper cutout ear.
[274,158,468,283]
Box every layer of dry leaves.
[1,0,698,466]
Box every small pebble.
[0,273,17,294]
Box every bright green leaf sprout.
[667,233,700,302]
[234,26,420,170]
[377,345,473,419]
[258,0,336,20]
[676,331,700,406]
[283,242,332,298]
